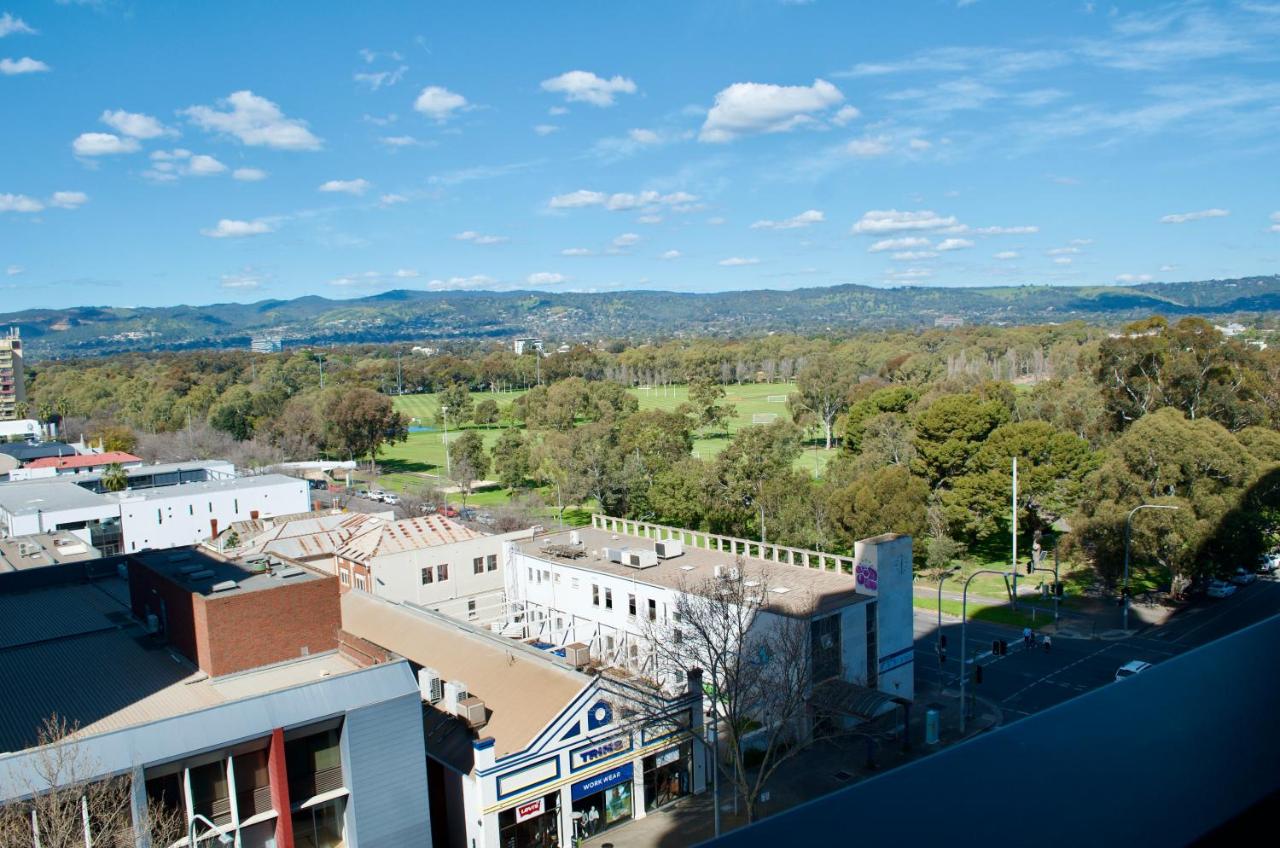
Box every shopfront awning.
[809,678,903,721]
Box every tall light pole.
[189,813,232,846]
[959,568,1012,734]
[440,404,451,479]
[1011,457,1018,609]
[1123,503,1179,631]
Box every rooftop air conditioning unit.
[714,564,725,579]
[563,643,591,668]
[445,680,470,716]
[627,549,659,569]
[569,530,582,546]
[418,667,444,703]
[210,580,239,593]
[605,547,626,564]
[654,539,683,559]
[458,696,488,728]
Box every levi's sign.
[570,733,632,771]
[514,798,545,823]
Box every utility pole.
[1011,457,1018,610]
[318,353,325,390]
[441,405,451,479]
[397,352,403,395]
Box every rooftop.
[0,442,77,463]
[336,514,485,562]
[0,531,100,572]
[223,510,388,564]
[23,451,142,470]
[0,471,303,517]
[340,591,589,759]
[515,525,873,617]
[132,547,324,596]
[0,576,358,754]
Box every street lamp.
[440,404,451,479]
[959,568,1012,734]
[1122,504,1180,631]
[189,813,233,846]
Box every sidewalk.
[581,680,999,848]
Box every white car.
[1115,660,1153,681]
[381,493,400,506]
[1206,579,1237,598]
[1258,554,1279,573]
[1229,568,1257,586]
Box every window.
[437,563,449,582]
[628,594,637,617]
[674,628,683,644]
[605,588,613,610]
[355,574,366,591]
[339,570,350,586]
[605,635,615,653]
[542,569,550,582]
[810,613,843,684]
[188,505,193,516]
[285,727,343,803]
[234,498,239,513]
[528,567,533,581]
[189,758,232,826]
[234,747,272,819]
[467,599,477,620]
[292,796,346,848]
[648,598,657,621]
[474,556,485,575]
[487,554,498,572]
[554,572,561,584]
[593,584,600,606]
[421,567,434,585]
[571,576,580,589]
[156,508,162,524]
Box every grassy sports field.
[371,382,835,496]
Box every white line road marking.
[1001,643,1118,704]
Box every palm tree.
[100,463,129,493]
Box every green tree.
[712,420,802,542]
[436,381,475,427]
[491,428,532,492]
[686,376,735,437]
[206,385,257,441]
[324,388,409,470]
[826,465,929,549]
[647,458,711,530]
[912,393,1009,486]
[100,462,129,493]
[841,385,918,452]
[448,430,491,505]
[790,352,855,449]
[473,398,500,428]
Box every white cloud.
[72,132,140,156]
[605,192,659,211]
[628,128,661,144]
[0,194,43,213]
[637,214,663,224]
[100,109,174,139]
[380,135,420,147]
[831,105,861,126]
[220,273,261,290]
[868,236,931,253]
[233,167,267,182]
[48,191,88,209]
[1116,273,1153,283]
[354,65,408,91]
[853,210,957,235]
[1047,246,1080,256]
[5,265,23,276]
[892,250,938,260]
[528,271,567,285]
[201,218,273,238]
[184,90,322,150]
[394,269,420,278]
[994,250,1020,260]
[561,248,593,256]
[847,135,891,157]
[454,230,509,245]
[751,209,825,230]
[187,154,227,176]
[426,275,497,290]
[413,85,469,121]
[701,78,844,142]
[0,57,48,75]
[549,189,608,209]
[380,193,409,206]
[908,138,932,150]
[612,232,641,247]
[319,178,370,195]
[973,225,1039,235]
[1159,264,1178,272]
[1053,257,1072,265]
[533,124,559,136]
[718,256,760,266]
[937,238,974,251]
[1270,212,1280,233]
[1160,208,1229,224]
[540,70,637,107]
[885,267,934,280]
[660,249,682,260]
[548,189,700,211]
[0,13,36,37]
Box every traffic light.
[1026,561,1034,575]
[939,634,947,650]
[938,651,946,667]
[1054,582,1064,597]
[999,639,1008,656]
[975,664,984,684]
[992,639,1001,656]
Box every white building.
[341,591,705,848]
[0,460,310,555]
[506,515,916,704]
[335,515,534,624]
[513,337,544,356]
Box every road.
[912,574,1280,723]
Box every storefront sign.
[514,798,545,823]
[571,763,633,801]
[655,747,681,767]
[570,733,632,771]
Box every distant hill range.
[4,275,1278,358]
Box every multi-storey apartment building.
[0,328,25,422]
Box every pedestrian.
[1043,635,1052,652]
[1023,626,1032,649]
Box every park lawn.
[915,595,1061,629]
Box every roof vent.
[167,551,192,562]
[277,566,306,579]
[210,580,239,592]
[187,569,215,580]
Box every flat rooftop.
[0,471,302,517]
[515,526,871,617]
[0,577,358,754]
[132,547,324,596]
[0,531,100,572]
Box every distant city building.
[7,450,143,480]
[0,418,40,443]
[411,345,438,356]
[0,548,432,847]
[934,316,964,329]
[0,459,310,555]
[1214,322,1246,337]
[250,335,283,353]
[0,328,25,422]
[514,337,544,356]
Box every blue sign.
[586,700,613,730]
[571,763,633,801]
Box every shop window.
[285,727,344,803]
[572,770,632,840]
[291,796,346,848]
[498,791,560,848]
[233,747,272,820]
[643,743,692,812]
[189,758,232,826]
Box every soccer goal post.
[751,413,779,424]
[766,394,787,403]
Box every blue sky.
[1,0,1279,310]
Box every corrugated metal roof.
[336,515,484,563]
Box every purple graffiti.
[856,564,878,591]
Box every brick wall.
[127,558,210,669]
[202,576,341,676]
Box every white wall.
[119,478,310,552]
[858,534,915,699]
[2,502,119,538]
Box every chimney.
[210,518,219,539]
[250,509,260,520]
[687,667,703,699]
